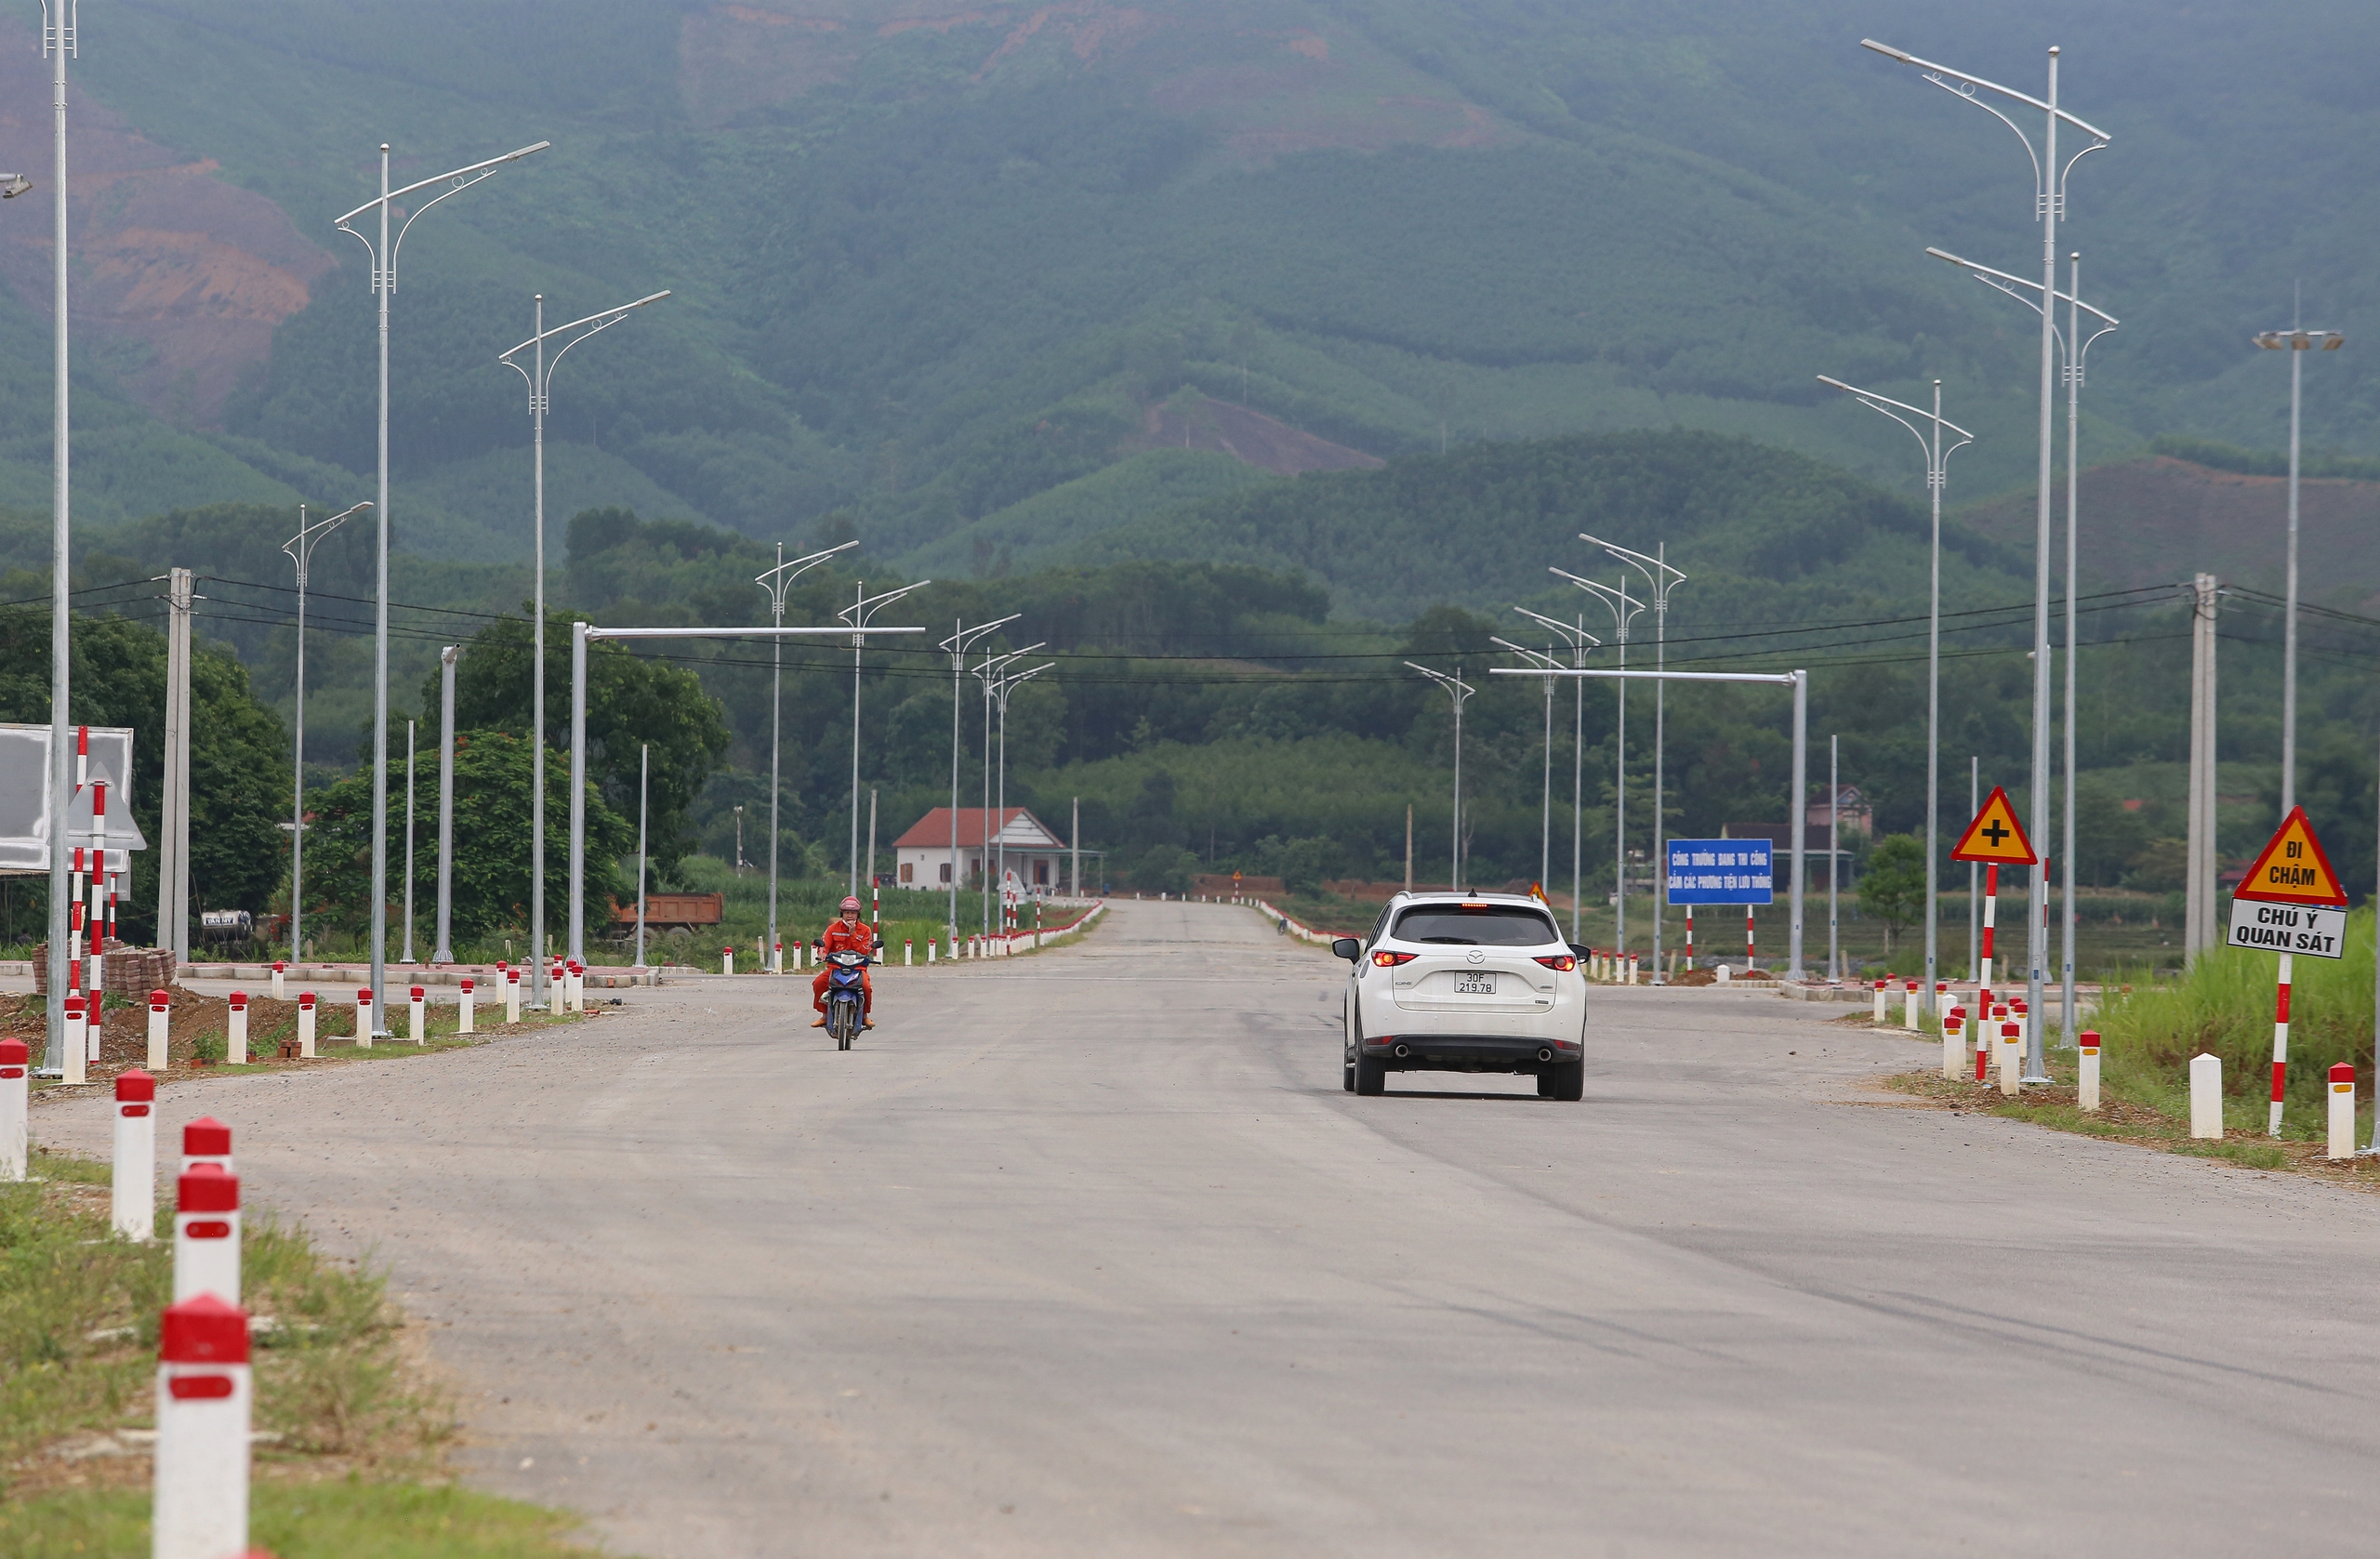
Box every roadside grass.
[1,1148,622,1556]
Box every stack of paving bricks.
[33,941,173,995]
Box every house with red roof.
[892,807,1070,894]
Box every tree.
[1858,833,1926,955]
[427,609,729,880]
[306,731,632,944]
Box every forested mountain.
[0,0,2373,588]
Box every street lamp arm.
[840,579,931,628]
[1814,376,1977,443]
[1863,40,2111,141]
[498,290,673,369]
[1511,605,1599,651]
[942,613,1022,656]
[756,537,857,605]
[333,140,551,231]
[1580,533,1685,588]
[1929,77,2043,196]
[1489,637,1564,669]
[1924,248,2118,327]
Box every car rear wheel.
[1538,1060,1584,1102]
[1354,1050,1387,1096]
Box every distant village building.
[1804,784,1873,839]
[892,807,1068,893]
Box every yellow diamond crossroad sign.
[1950,786,2037,865]
[2232,805,2348,907]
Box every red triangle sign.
[1950,786,2037,865]
[2233,806,2347,906]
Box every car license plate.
[1453,972,1496,996]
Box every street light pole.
[1492,636,1564,891]
[1406,664,1475,892]
[1584,535,1686,980]
[942,615,1021,946]
[1553,568,1643,950]
[37,1,73,1070]
[755,538,860,968]
[989,661,1054,923]
[433,644,458,964]
[1514,607,1600,941]
[838,580,932,897]
[280,500,369,969]
[1818,375,1974,1014]
[2252,321,2345,816]
[337,137,549,1030]
[971,644,1043,928]
[402,719,416,964]
[496,287,668,1003]
[1863,35,2109,1081]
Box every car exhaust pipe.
[1394,1044,1410,1059]
[1538,1048,1554,1064]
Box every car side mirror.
[1568,944,1592,960]
[1330,937,1363,962]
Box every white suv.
[1332,892,1589,1100]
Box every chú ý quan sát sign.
[2226,897,2347,959]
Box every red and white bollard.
[296,991,317,1058]
[1745,906,1756,971]
[112,1068,157,1240]
[409,984,427,1044]
[2012,997,2030,1057]
[722,945,735,976]
[773,938,784,974]
[1901,980,1919,1031]
[152,1294,252,1559]
[270,959,285,1000]
[2269,951,2294,1137]
[355,984,375,1049]
[62,992,87,1087]
[2328,1062,2356,1159]
[0,1037,27,1182]
[226,991,248,1066]
[1940,1008,1964,1080]
[567,959,584,1013]
[181,1116,232,1176]
[149,987,172,1071]
[549,958,565,1016]
[905,938,914,968]
[458,977,475,1034]
[1685,905,1695,969]
[504,968,522,1024]
[1872,980,1888,1024]
[927,939,937,965]
[174,1165,241,1305]
[1998,1018,2021,1097]
[2079,1030,2101,1114]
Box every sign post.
[2228,805,2349,1136]
[1951,786,2037,1082]
[1665,839,1772,971]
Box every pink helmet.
[840,896,862,913]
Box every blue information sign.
[1665,838,1773,905]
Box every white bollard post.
[149,987,172,1071]
[409,984,427,1044]
[355,984,375,1049]
[296,992,317,1058]
[505,968,522,1024]
[226,991,248,1067]
[722,945,734,977]
[2189,1052,2224,1139]
[270,959,285,1000]
[1715,963,1730,984]
[549,958,565,1016]
[62,992,87,1086]
[905,938,914,967]
[928,941,937,965]
[173,1165,241,1305]
[0,1038,27,1182]
[458,977,475,1034]
[1903,980,1921,1032]
[112,1068,157,1240]
[567,959,584,1013]
[2079,1030,2101,1114]
[152,1294,252,1559]
[1872,980,1887,1024]
[2328,1063,2356,1160]
[2012,997,2030,1058]
[180,1116,231,1177]
[1998,1019,2021,1097]
[1941,1009,1964,1080]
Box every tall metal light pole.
[280,500,369,967]
[838,580,931,896]
[634,743,648,970]
[2252,320,2345,816]
[756,538,859,968]
[1818,374,1973,1015]
[989,660,1053,921]
[496,287,668,1004]
[336,138,549,1030]
[1864,36,2109,1071]
[1514,607,1598,940]
[1406,664,1475,892]
[37,0,72,1071]
[402,719,416,964]
[1492,638,1559,890]
[433,644,458,964]
[1585,535,1686,980]
[971,644,1043,930]
[1920,251,2115,1050]
[942,615,1021,946]
[1554,568,1643,949]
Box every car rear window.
[1392,904,1561,947]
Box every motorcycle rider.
[811,895,879,1029]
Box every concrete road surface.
[33,900,2380,1557]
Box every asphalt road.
[32,900,2380,1557]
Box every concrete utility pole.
[1070,796,1080,899]
[2185,574,2221,960]
[433,645,458,963]
[156,568,193,963]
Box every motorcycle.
[824,949,871,1050]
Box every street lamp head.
[1859,38,1913,62]
[2254,330,2344,350]
[0,173,30,199]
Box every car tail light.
[1371,950,1416,967]
[1534,955,1577,972]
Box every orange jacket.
[820,919,878,958]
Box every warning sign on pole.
[2231,806,2348,906]
[2226,899,2347,958]
[1950,786,2037,865]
